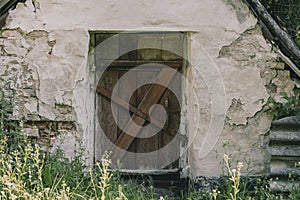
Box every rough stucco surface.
[0,28,90,158]
[189,26,297,176]
[0,0,297,176]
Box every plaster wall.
[0,0,297,176]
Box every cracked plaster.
[0,0,298,176]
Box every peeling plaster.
[5,0,256,32]
[0,0,297,177]
[222,0,250,23]
[189,25,296,177]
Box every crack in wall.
[203,22,298,176]
[1,0,297,175]
[0,28,79,121]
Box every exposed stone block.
[23,127,39,137]
[269,62,285,70]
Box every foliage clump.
[0,88,157,199]
[262,90,300,120]
[0,84,300,199]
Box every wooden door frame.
[89,31,190,177]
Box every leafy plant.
[262,90,300,119]
[1,81,300,199]
[0,86,159,199]
[296,25,300,46]
[222,155,243,200]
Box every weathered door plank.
[136,71,159,169]
[95,70,118,161]
[96,85,174,134]
[110,68,177,162]
[117,70,137,168]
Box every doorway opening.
[91,32,188,175]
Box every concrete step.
[119,169,187,197]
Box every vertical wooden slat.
[162,33,183,61]
[95,70,118,161]
[117,70,137,168]
[136,71,160,169]
[119,33,138,60]
[137,33,162,60]
[158,73,181,169]
[95,33,119,65]
[169,72,181,169]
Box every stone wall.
[188,25,298,177]
[0,28,90,159]
[0,0,298,176]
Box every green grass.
[0,129,299,199]
[1,85,300,200]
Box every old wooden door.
[94,32,184,170]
